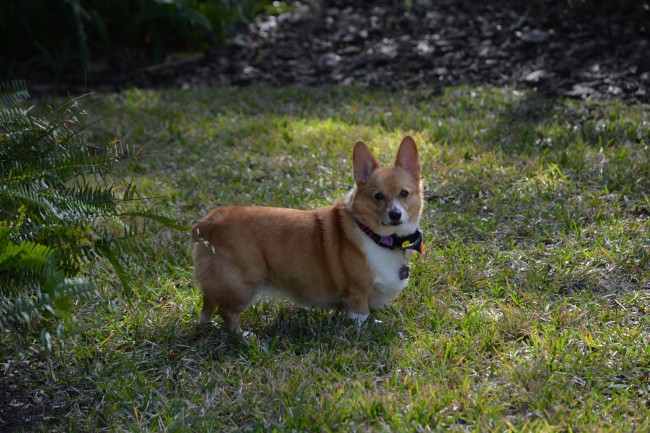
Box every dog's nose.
[388,209,402,221]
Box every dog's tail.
[190,221,218,255]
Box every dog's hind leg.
[198,295,218,325]
[218,306,243,334]
[198,271,259,333]
[197,283,253,333]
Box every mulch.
[33,0,650,104]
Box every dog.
[191,136,424,333]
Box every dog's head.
[349,136,423,237]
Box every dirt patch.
[27,0,650,103]
[0,360,63,433]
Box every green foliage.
[0,80,181,351]
[0,0,271,77]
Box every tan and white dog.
[191,136,424,332]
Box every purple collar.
[356,221,425,254]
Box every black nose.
[388,209,402,221]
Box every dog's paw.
[347,311,369,326]
[198,314,213,325]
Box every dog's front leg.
[343,290,370,326]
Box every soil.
[27,0,650,103]
[0,358,64,433]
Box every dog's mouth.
[380,218,407,228]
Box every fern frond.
[120,210,191,231]
[0,279,92,330]
[0,80,29,106]
[0,227,65,294]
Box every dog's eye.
[374,192,385,201]
[399,190,409,198]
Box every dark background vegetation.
[0,0,273,87]
[0,0,649,102]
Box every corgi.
[191,136,424,333]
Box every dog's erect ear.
[353,141,380,185]
[395,136,421,181]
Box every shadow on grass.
[182,305,402,362]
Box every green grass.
[2,85,649,432]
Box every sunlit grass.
[4,85,649,432]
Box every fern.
[0,80,184,352]
[0,79,30,105]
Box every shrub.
[0,80,182,352]
[0,0,270,77]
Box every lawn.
[3,85,650,432]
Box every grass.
[2,85,649,432]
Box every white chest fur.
[356,228,409,310]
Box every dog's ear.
[353,141,380,185]
[395,136,421,181]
